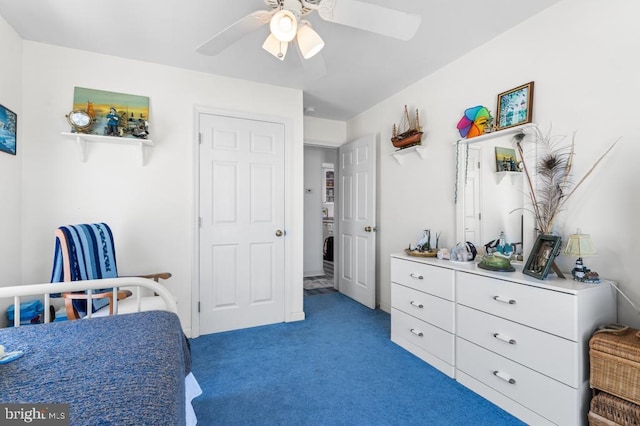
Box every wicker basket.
[589,392,640,426]
[590,328,640,406]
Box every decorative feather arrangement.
[513,126,618,235]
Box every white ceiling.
[0,0,561,121]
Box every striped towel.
[51,223,119,315]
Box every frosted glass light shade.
[564,230,597,257]
[270,10,297,42]
[262,33,288,60]
[297,24,325,59]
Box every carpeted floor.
[190,293,524,425]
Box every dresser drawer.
[456,271,577,340]
[391,308,454,366]
[457,338,577,426]
[457,305,578,387]
[391,258,454,301]
[392,283,454,333]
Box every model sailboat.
[391,105,423,149]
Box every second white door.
[338,134,376,309]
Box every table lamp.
[564,229,600,283]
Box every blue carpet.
[190,293,525,425]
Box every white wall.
[304,116,347,147]
[18,42,305,334]
[0,15,22,293]
[348,0,640,325]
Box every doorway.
[303,145,338,296]
[303,134,377,309]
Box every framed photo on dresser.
[523,234,562,280]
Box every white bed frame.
[0,277,200,425]
[0,277,178,327]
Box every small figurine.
[571,258,600,283]
[407,228,441,255]
[496,231,513,257]
[105,107,120,136]
[437,248,450,260]
[450,241,477,261]
[416,229,432,252]
[485,231,513,257]
[584,271,601,283]
[571,258,586,280]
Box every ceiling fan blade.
[318,0,421,41]
[196,10,273,56]
[295,40,327,80]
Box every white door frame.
[192,106,298,338]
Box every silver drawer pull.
[410,301,424,309]
[410,273,424,280]
[410,328,424,337]
[493,370,516,385]
[493,333,517,345]
[493,295,516,305]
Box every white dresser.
[390,256,456,377]
[390,253,617,425]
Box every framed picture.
[496,81,534,130]
[0,104,17,155]
[495,147,518,172]
[523,234,562,280]
[72,87,150,139]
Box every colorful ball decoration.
[456,105,491,138]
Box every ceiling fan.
[196,0,421,62]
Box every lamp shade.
[297,24,325,59]
[262,33,288,60]
[270,9,297,42]
[564,230,597,257]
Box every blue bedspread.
[0,311,190,425]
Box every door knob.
[364,226,377,232]
[275,230,284,237]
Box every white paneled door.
[199,113,286,334]
[338,134,376,309]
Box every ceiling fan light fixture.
[262,33,288,60]
[270,9,298,42]
[297,24,325,59]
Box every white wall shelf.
[390,145,426,164]
[61,132,153,165]
[495,170,523,184]
[455,123,536,146]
